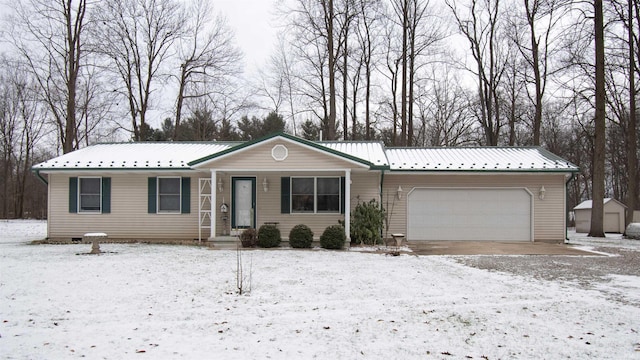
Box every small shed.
[573,198,627,233]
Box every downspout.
[380,169,385,201]
[380,169,385,240]
[565,172,576,243]
[33,169,48,185]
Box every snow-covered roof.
[33,142,238,171]
[318,141,388,168]
[574,198,627,210]
[385,147,579,172]
[33,135,578,174]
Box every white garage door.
[407,188,532,241]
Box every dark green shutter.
[341,177,346,214]
[148,177,157,213]
[69,177,78,213]
[281,177,290,214]
[102,177,111,214]
[181,177,190,214]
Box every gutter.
[33,169,48,186]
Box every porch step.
[207,236,240,249]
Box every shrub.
[320,225,346,249]
[257,224,281,248]
[289,224,314,248]
[350,199,385,245]
[239,228,257,248]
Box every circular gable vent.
[272,144,288,161]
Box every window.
[158,177,181,213]
[69,177,110,214]
[292,178,314,212]
[317,178,340,212]
[291,177,340,213]
[79,177,101,212]
[147,177,190,214]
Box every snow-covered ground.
[1,220,639,359]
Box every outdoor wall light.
[217,178,223,193]
[263,178,269,192]
[397,185,403,200]
[539,186,546,200]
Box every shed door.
[407,188,532,241]
[604,212,620,233]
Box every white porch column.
[344,169,351,244]
[210,170,217,239]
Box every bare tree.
[173,0,242,140]
[354,0,384,140]
[6,0,91,153]
[257,36,302,135]
[0,62,46,218]
[93,0,184,141]
[381,15,402,145]
[283,0,353,140]
[508,0,566,145]
[416,68,475,146]
[447,0,507,146]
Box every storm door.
[231,177,256,229]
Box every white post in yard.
[345,169,351,245]
[210,170,217,240]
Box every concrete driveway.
[407,241,596,255]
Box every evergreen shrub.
[289,224,314,248]
[320,225,346,249]
[257,224,281,248]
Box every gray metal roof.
[318,141,389,167]
[33,137,577,174]
[33,142,237,170]
[385,147,578,172]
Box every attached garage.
[407,188,532,241]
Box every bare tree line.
[0,0,638,230]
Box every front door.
[232,177,256,229]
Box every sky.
[212,0,279,75]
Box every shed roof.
[385,147,579,172]
[573,198,628,210]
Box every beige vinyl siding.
[383,173,568,242]
[205,141,365,170]
[213,171,380,239]
[48,172,202,240]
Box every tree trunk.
[327,0,337,140]
[63,0,87,153]
[626,0,638,228]
[408,6,415,147]
[400,0,408,146]
[174,64,188,141]
[525,0,543,146]
[590,0,606,238]
[342,14,349,140]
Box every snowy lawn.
[1,220,640,359]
